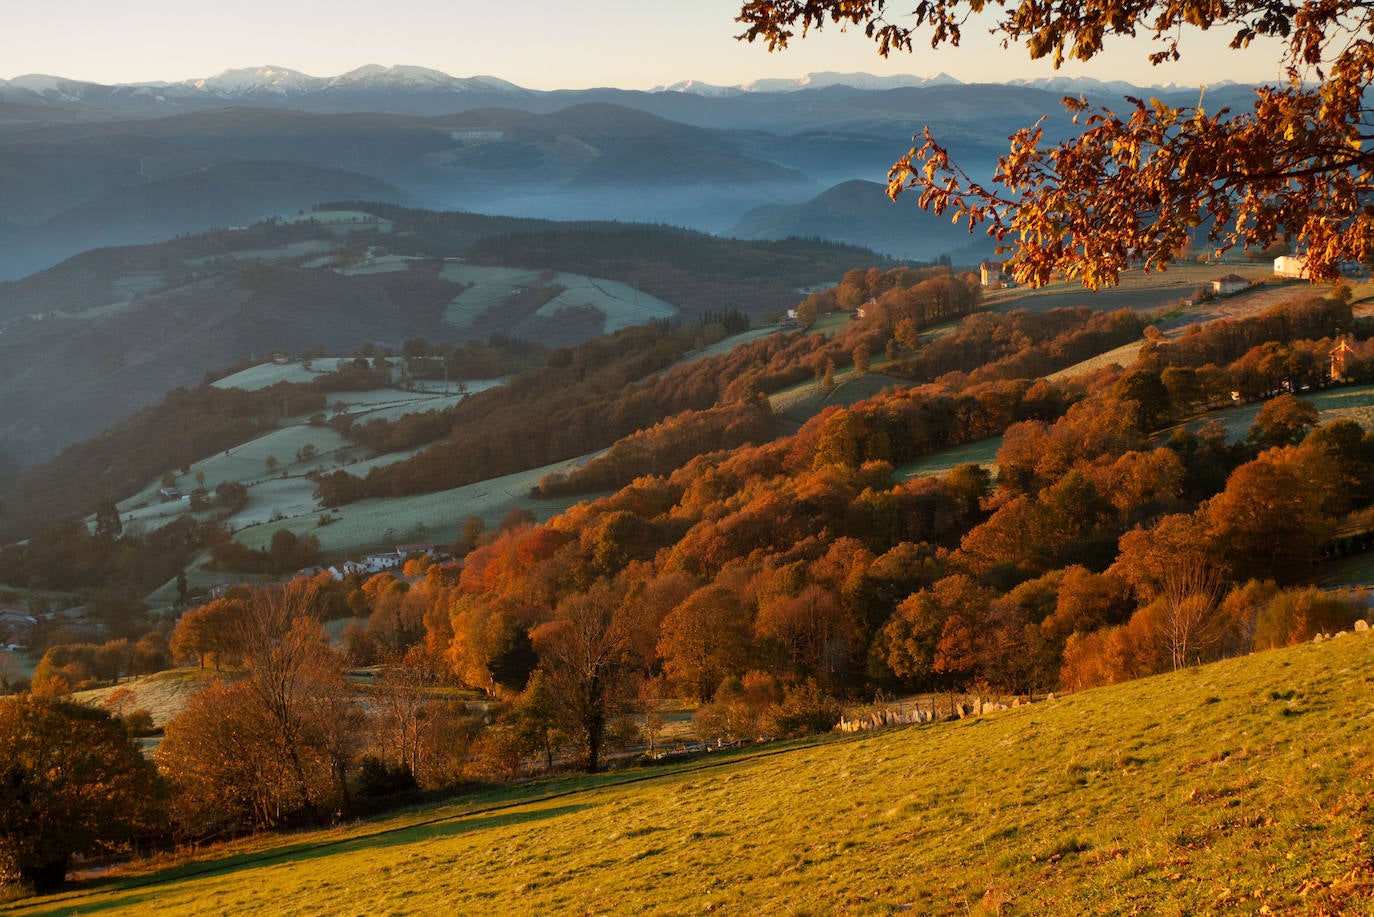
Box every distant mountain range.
[0,65,1265,281]
[0,65,1239,114]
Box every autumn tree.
[736,0,1374,285]
[169,597,247,670]
[1203,449,1335,583]
[530,580,643,772]
[0,697,164,892]
[881,574,995,685]
[1114,514,1227,669]
[1249,393,1321,448]
[159,583,357,833]
[657,584,752,701]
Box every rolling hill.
[24,161,409,258]
[8,629,1371,914]
[0,206,890,468]
[730,179,1001,261]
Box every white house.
[1212,274,1249,295]
[1274,255,1308,279]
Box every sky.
[0,0,1290,90]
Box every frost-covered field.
[231,454,603,555]
[111,374,509,547]
[439,263,676,332]
[337,254,423,275]
[898,437,1004,479]
[211,358,354,390]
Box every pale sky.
[0,0,1290,90]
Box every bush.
[355,757,419,798]
[762,680,843,738]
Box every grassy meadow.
[8,631,1372,915]
[898,436,1004,479]
[983,262,1277,315]
[770,371,908,425]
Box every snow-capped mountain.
[185,65,319,96]
[655,72,963,94]
[744,71,964,92]
[0,65,1233,126]
[0,65,535,116]
[651,80,747,98]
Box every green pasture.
[898,436,1003,480]
[12,631,1373,915]
[1175,383,1374,441]
[770,372,908,425]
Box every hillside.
[10,630,1372,915]
[730,178,1000,262]
[24,161,410,260]
[0,206,887,468]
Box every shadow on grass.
[17,804,589,916]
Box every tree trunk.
[21,855,70,894]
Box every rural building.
[1331,337,1357,381]
[0,606,36,645]
[980,262,1012,287]
[361,553,401,574]
[1274,255,1308,279]
[1212,274,1249,295]
[158,486,183,502]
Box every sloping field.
[12,630,1373,915]
[673,327,778,367]
[898,436,1003,479]
[1176,383,1374,440]
[210,358,356,390]
[230,453,604,556]
[1045,340,1145,382]
[69,668,219,729]
[439,264,677,332]
[1042,277,1362,382]
[985,262,1277,315]
[771,372,908,424]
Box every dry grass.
[69,668,219,729]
